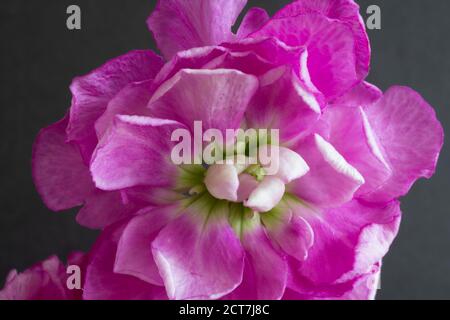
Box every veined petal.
[289,134,364,208]
[90,115,183,191]
[237,7,270,39]
[67,50,164,161]
[152,197,245,300]
[149,69,259,134]
[114,206,177,286]
[147,0,247,59]
[32,116,95,211]
[362,86,444,202]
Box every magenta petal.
[362,86,444,202]
[95,80,154,140]
[290,200,400,285]
[32,116,95,211]
[67,50,164,161]
[90,116,182,191]
[273,0,370,81]
[246,69,321,142]
[152,204,245,300]
[268,214,314,262]
[114,206,176,286]
[149,69,259,134]
[76,189,147,230]
[229,218,287,300]
[83,220,167,300]
[0,256,69,300]
[147,0,247,59]
[252,14,358,100]
[289,134,364,208]
[237,7,270,39]
[322,106,392,196]
[332,81,382,107]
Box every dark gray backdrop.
[0,0,448,300]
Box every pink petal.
[227,217,287,299]
[67,50,164,161]
[246,69,322,142]
[273,0,370,81]
[76,189,148,230]
[251,14,358,100]
[289,200,400,286]
[83,220,167,300]
[266,213,314,262]
[332,81,382,107]
[258,145,309,183]
[204,164,239,202]
[149,69,258,134]
[114,206,177,286]
[245,176,285,213]
[147,0,246,59]
[237,173,259,202]
[237,7,270,39]
[362,86,444,202]
[152,200,245,300]
[32,116,95,211]
[90,115,183,191]
[322,106,392,196]
[289,134,364,208]
[95,80,154,140]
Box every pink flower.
[0,253,85,300]
[29,0,443,300]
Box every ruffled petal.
[147,0,247,59]
[251,14,358,100]
[114,206,177,286]
[149,69,259,134]
[273,0,370,81]
[90,115,182,191]
[32,116,95,211]
[237,7,270,39]
[289,200,400,285]
[245,68,321,142]
[152,198,245,300]
[67,50,164,161]
[227,215,287,300]
[322,106,392,196]
[83,220,167,300]
[289,134,364,208]
[361,86,444,202]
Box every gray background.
[0,0,448,300]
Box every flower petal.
[149,69,258,134]
[273,0,370,81]
[204,164,239,202]
[114,206,176,286]
[362,86,444,202]
[322,106,392,196]
[245,176,285,213]
[289,200,400,285]
[227,215,287,300]
[258,145,310,184]
[90,115,182,191]
[67,50,164,162]
[237,173,259,202]
[251,14,358,100]
[152,198,245,300]
[237,7,270,39]
[32,116,95,211]
[289,134,364,208]
[147,0,247,59]
[83,220,167,300]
